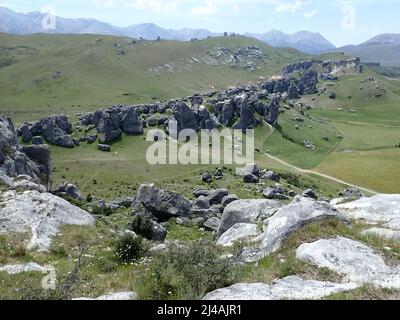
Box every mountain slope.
[1,7,336,52]
[246,30,336,54]
[335,33,400,69]
[0,7,211,41]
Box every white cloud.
[276,1,303,13]
[304,9,317,18]
[94,0,116,7]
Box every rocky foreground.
[2,56,400,300]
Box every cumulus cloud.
[276,1,303,13]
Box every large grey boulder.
[122,107,143,135]
[171,102,199,136]
[246,196,346,262]
[217,223,260,247]
[218,199,283,237]
[41,117,75,148]
[296,236,400,289]
[97,112,122,143]
[132,184,192,221]
[266,96,280,126]
[207,189,229,206]
[0,190,95,251]
[0,116,18,149]
[233,95,258,131]
[1,117,52,191]
[335,195,400,230]
[203,276,358,300]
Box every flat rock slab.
[0,262,50,275]
[203,276,358,300]
[296,236,400,289]
[362,228,400,242]
[217,223,260,247]
[245,196,345,262]
[217,199,283,237]
[73,292,137,300]
[335,195,400,230]
[0,190,95,251]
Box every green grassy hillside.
[1,34,399,195]
[0,33,305,123]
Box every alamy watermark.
[41,265,57,290]
[146,120,255,172]
[41,5,57,31]
[342,4,356,30]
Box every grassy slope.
[0,33,305,123]
[300,68,400,193]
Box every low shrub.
[115,233,146,263]
[138,240,243,300]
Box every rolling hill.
[0,33,306,122]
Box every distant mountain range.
[245,30,336,54]
[1,6,400,63]
[335,34,400,68]
[0,6,334,54]
[0,7,215,42]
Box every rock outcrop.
[245,196,347,262]
[132,184,192,221]
[18,115,74,148]
[0,190,95,251]
[1,116,52,191]
[203,276,357,300]
[296,236,400,289]
[217,199,283,237]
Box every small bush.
[115,233,146,263]
[138,240,243,300]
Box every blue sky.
[1,0,398,46]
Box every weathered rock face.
[218,199,283,237]
[1,116,52,191]
[245,196,346,262]
[0,117,18,150]
[97,112,122,143]
[217,223,260,247]
[298,70,318,95]
[172,102,199,136]
[266,96,280,126]
[122,107,143,135]
[335,194,400,230]
[287,84,300,100]
[203,276,358,300]
[132,184,192,221]
[52,182,83,201]
[233,95,258,131]
[296,237,400,289]
[17,115,73,148]
[0,190,95,251]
